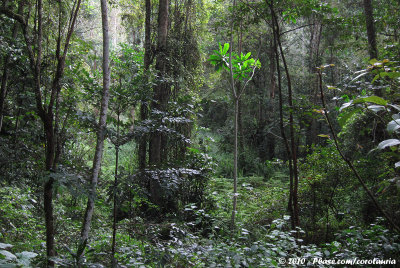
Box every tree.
[363,0,378,60]
[209,42,260,228]
[268,0,300,228]
[149,0,169,166]
[1,1,82,265]
[80,0,110,260]
[138,0,152,170]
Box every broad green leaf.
[369,58,378,65]
[318,134,330,138]
[222,43,229,55]
[352,96,387,106]
[338,108,361,127]
[244,52,251,60]
[377,139,400,150]
[372,74,380,83]
[387,72,400,79]
[208,55,220,61]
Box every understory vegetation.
[1,0,400,267]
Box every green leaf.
[377,139,400,150]
[387,72,400,79]
[338,108,361,127]
[244,52,251,60]
[222,43,229,55]
[372,74,380,83]
[208,55,220,61]
[369,59,378,65]
[352,96,387,106]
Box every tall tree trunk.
[266,38,276,160]
[363,0,378,59]
[306,18,322,149]
[148,0,169,208]
[149,0,169,166]
[1,1,81,265]
[269,1,299,228]
[272,16,294,228]
[138,0,152,170]
[80,0,110,252]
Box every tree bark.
[1,1,81,265]
[138,0,152,170]
[306,18,322,148]
[230,96,239,228]
[269,1,299,228]
[80,0,110,251]
[149,0,169,166]
[363,0,378,59]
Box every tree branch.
[0,7,26,26]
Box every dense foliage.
[1,0,400,266]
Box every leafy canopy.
[208,43,261,81]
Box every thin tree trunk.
[306,18,322,148]
[231,96,239,228]
[269,1,299,228]
[363,0,378,59]
[80,0,110,252]
[111,108,120,267]
[272,21,294,228]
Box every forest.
[0,0,400,266]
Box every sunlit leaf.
[338,108,361,127]
[377,139,400,150]
[367,105,386,112]
[339,101,353,111]
[387,119,400,133]
[352,96,387,106]
[222,43,229,55]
